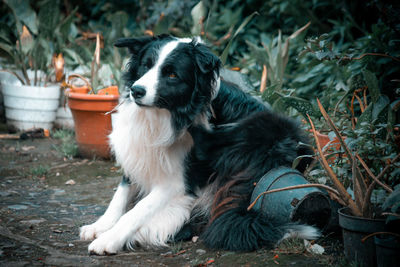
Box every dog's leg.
[127,194,194,248]
[80,176,136,241]
[88,184,183,255]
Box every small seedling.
[53,129,79,158]
[30,165,49,177]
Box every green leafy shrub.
[0,0,78,85]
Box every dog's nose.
[130,85,146,99]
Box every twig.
[342,53,400,63]
[361,232,400,243]
[361,153,400,215]
[67,74,92,92]
[247,183,340,211]
[356,153,393,193]
[259,65,267,93]
[317,99,353,163]
[214,26,233,46]
[382,212,400,219]
[0,134,20,140]
[362,180,376,217]
[333,91,350,117]
[308,114,362,216]
[353,156,365,214]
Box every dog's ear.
[114,36,155,54]
[193,42,221,74]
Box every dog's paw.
[80,220,114,241]
[88,231,123,255]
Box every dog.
[79,34,319,255]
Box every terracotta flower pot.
[66,86,119,159]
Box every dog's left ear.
[193,41,221,74]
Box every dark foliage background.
[1,0,399,196]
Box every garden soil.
[0,132,340,266]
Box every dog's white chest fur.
[109,101,193,194]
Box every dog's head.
[115,35,221,130]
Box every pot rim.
[338,207,385,222]
[66,91,119,101]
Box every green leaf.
[58,7,78,41]
[382,187,400,211]
[191,0,206,35]
[362,69,380,103]
[246,41,269,66]
[357,104,373,127]
[108,11,129,40]
[391,99,400,112]
[372,95,389,121]
[38,0,60,37]
[220,11,258,65]
[261,83,279,104]
[0,43,15,58]
[279,95,319,118]
[63,48,84,66]
[4,0,38,35]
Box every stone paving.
[0,136,341,266]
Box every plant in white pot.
[0,0,77,131]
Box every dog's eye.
[168,73,177,79]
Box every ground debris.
[21,145,36,151]
[304,240,325,255]
[65,179,76,185]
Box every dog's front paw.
[80,219,114,241]
[88,231,123,255]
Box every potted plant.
[363,186,400,267]
[63,33,120,159]
[307,78,400,267]
[0,0,77,131]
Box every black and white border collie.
[80,34,319,255]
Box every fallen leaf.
[206,259,215,265]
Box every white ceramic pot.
[2,82,60,131]
[55,106,74,129]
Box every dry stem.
[247,183,340,211]
[308,114,362,216]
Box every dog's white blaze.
[133,40,181,106]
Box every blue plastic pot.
[250,166,331,229]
